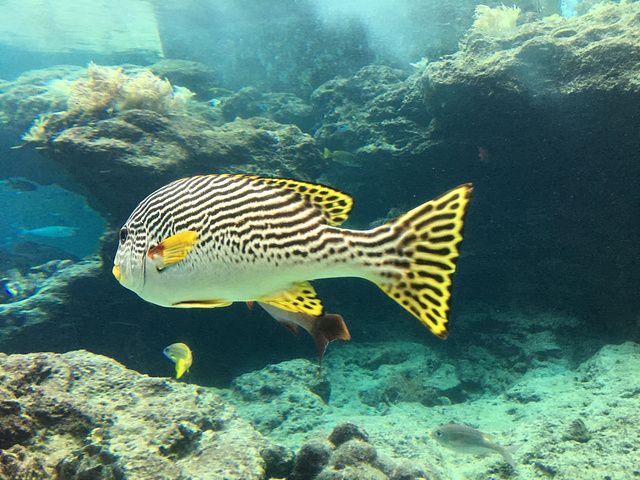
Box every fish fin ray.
[172,299,232,308]
[258,281,324,316]
[375,184,473,339]
[502,444,522,469]
[260,176,354,226]
[147,231,199,271]
[278,321,300,336]
[215,174,353,225]
[309,313,351,376]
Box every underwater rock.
[289,440,332,480]
[328,422,369,447]
[311,65,432,161]
[0,65,83,132]
[221,86,268,121]
[422,1,640,136]
[150,59,218,99]
[562,418,591,444]
[0,444,49,480]
[289,423,437,480]
[0,350,271,479]
[0,64,327,223]
[221,86,315,132]
[261,444,296,479]
[0,258,102,343]
[227,359,331,438]
[326,342,464,409]
[50,113,324,222]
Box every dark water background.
[0,0,638,387]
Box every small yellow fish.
[163,342,192,379]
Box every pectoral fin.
[257,281,324,316]
[147,231,199,271]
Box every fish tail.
[502,444,523,469]
[9,223,25,234]
[361,184,473,339]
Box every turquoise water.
[0,1,638,479]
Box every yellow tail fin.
[376,184,473,339]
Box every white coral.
[67,63,194,116]
[472,5,521,37]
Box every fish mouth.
[112,264,123,282]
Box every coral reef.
[0,65,328,225]
[16,63,195,147]
[219,341,640,480]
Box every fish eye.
[435,430,443,437]
[119,227,128,244]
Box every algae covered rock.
[289,422,438,480]
[0,350,272,479]
[311,65,432,160]
[227,359,331,438]
[0,258,102,343]
[421,0,640,136]
[0,64,327,223]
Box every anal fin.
[172,299,232,308]
[257,281,324,316]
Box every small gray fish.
[323,148,362,167]
[430,423,522,469]
[17,226,77,238]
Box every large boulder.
[0,350,274,479]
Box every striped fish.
[112,174,472,339]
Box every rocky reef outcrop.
[0,64,327,222]
[0,350,450,480]
[0,258,102,342]
[0,350,272,479]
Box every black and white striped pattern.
[124,174,356,270]
[114,174,472,340]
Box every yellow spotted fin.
[147,231,199,271]
[257,281,324,316]
[256,175,353,226]
[374,184,473,339]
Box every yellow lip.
[112,264,123,281]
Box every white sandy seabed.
[232,336,640,480]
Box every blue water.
[0,2,639,476]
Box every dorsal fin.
[222,174,354,226]
[263,177,353,226]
